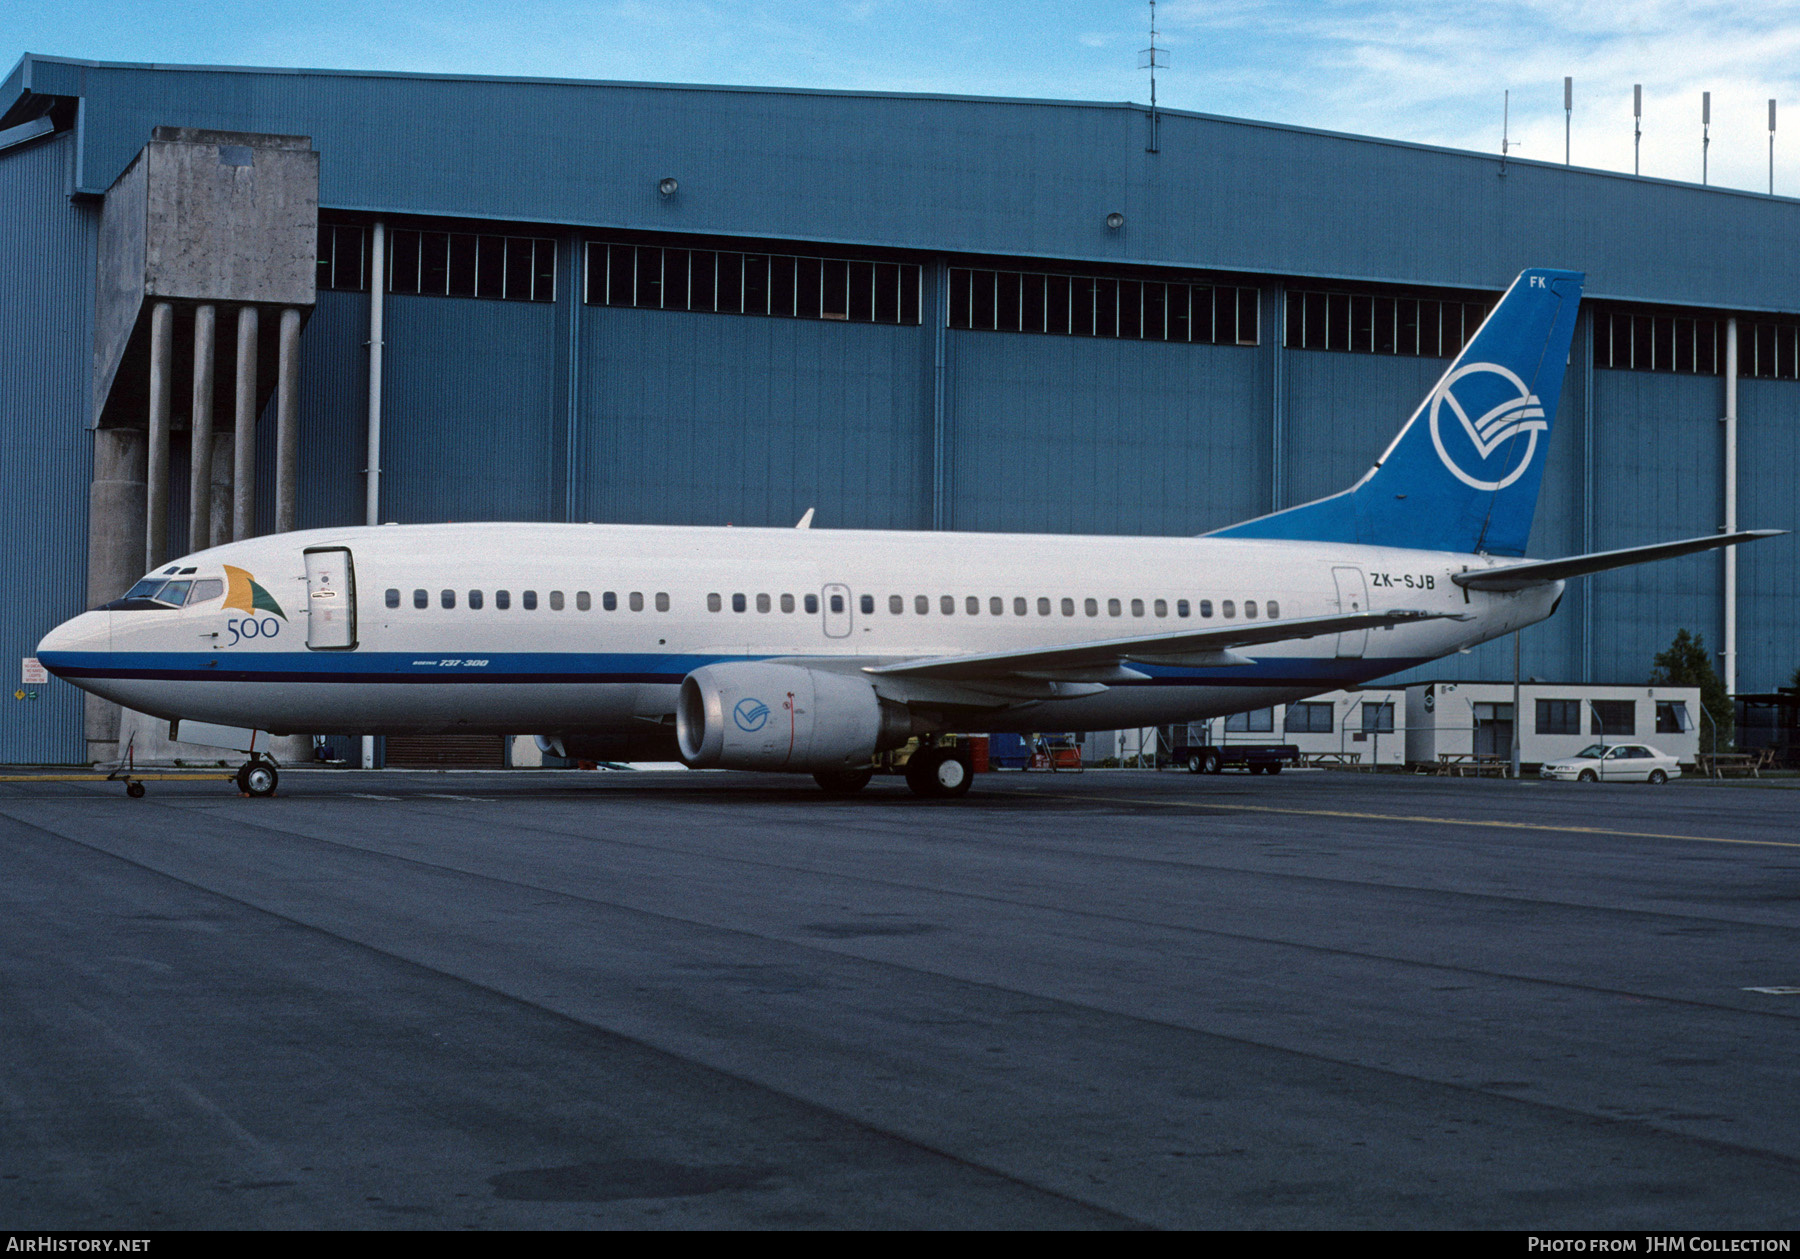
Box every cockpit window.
[188,578,224,603]
[124,578,167,601]
[104,573,219,611]
[158,581,193,606]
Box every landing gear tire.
[814,767,875,795]
[1648,769,1668,785]
[906,748,975,799]
[237,759,279,798]
[1578,769,1597,783]
[125,781,146,799]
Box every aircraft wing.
[1452,530,1783,592]
[862,609,1457,684]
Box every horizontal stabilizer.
[864,609,1457,683]
[1452,530,1784,591]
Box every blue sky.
[8,1,1800,194]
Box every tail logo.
[1427,362,1548,492]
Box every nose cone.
[36,611,111,677]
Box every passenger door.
[303,546,358,650]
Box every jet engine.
[677,662,909,772]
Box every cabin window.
[1131,599,1145,617]
[1177,599,1189,618]
[967,596,980,615]
[861,594,875,614]
[707,593,721,612]
[495,590,511,609]
[915,595,929,614]
[385,588,400,609]
[1199,600,1213,618]
[890,595,903,614]
[1222,600,1236,618]
[441,589,456,609]
[784,594,798,613]
[1266,600,1279,618]
[603,591,618,611]
[525,590,539,610]
[577,591,592,611]
[1107,598,1122,617]
[550,591,564,610]
[1153,599,1166,617]
[756,593,771,613]
[1015,597,1028,616]
[1245,600,1258,618]
[731,593,746,613]
[629,592,643,611]
[940,595,955,615]
[468,590,484,609]
[805,593,819,614]
[1085,598,1098,617]
[656,593,670,612]
[1061,598,1075,616]
[830,594,845,613]
[1038,597,1051,616]
[413,589,428,609]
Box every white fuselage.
[38,522,1560,738]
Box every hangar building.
[2,54,1796,764]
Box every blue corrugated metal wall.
[579,305,930,530]
[948,331,1266,536]
[0,131,94,762]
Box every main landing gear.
[236,756,279,798]
[904,744,975,799]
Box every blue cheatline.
[1211,268,1585,558]
[36,649,1430,689]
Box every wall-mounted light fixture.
[1106,211,1125,230]
[658,177,679,197]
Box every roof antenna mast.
[1140,1,1167,153]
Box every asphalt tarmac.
[2,766,1798,1230]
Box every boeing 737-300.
[35,267,1779,797]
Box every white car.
[1540,743,1682,784]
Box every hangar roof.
[7,51,1799,311]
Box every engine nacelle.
[677,663,907,772]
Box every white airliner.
[37,268,1777,797]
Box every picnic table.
[1435,753,1511,777]
[1694,749,1775,779]
[1304,751,1364,768]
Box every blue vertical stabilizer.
[1212,268,1584,556]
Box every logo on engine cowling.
[733,697,771,732]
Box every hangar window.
[1286,286,1491,358]
[948,265,1259,345]
[316,222,370,292]
[373,225,557,302]
[586,241,922,326]
[1592,306,1731,375]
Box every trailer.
[1179,743,1300,775]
